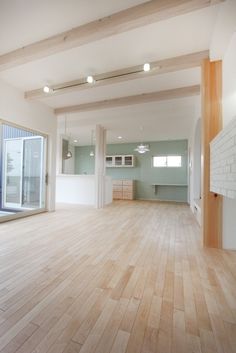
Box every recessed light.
[143,63,150,72]
[43,85,51,93]
[87,75,94,84]
[74,139,78,143]
[118,136,122,139]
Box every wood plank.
[55,85,200,115]
[25,51,208,100]
[0,1,224,71]
[201,59,223,248]
[0,201,234,352]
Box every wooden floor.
[0,201,235,353]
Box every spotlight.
[143,63,150,72]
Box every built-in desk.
[152,184,188,195]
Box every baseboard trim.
[136,198,188,204]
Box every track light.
[43,85,51,93]
[143,63,150,72]
[87,75,94,84]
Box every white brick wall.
[210,116,236,199]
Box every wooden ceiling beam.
[25,50,208,100]
[54,84,200,115]
[0,0,224,71]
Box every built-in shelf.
[106,155,135,168]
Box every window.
[153,155,182,167]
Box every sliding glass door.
[1,123,47,217]
[3,138,22,208]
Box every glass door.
[3,139,23,208]
[22,137,45,209]
[1,124,47,213]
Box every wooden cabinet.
[113,180,134,200]
[106,155,135,168]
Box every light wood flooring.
[0,201,235,353]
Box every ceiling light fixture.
[89,130,95,157]
[134,143,150,154]
[63,116,73,159]
[73,139,78,143]
[87,75,94,84]
[143,63,151,72]
[66,151,73,159]
[41,62,157,94]
[134,126,150,154]
[43,85,51,93]
[118,136,122,139]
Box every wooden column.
[201,59,222,248]
[95,125,106,209]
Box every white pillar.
[95,125,106,208]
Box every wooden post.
[95,125,106,209]
[201,59,222,248]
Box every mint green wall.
[75,146,95,175]
[75,140,188,202]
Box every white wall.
[221,32,236,249]
[0,79,57,211]
[188,99,201,212]
[210,0,236,61]
[56,174,112,206]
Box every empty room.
[0,0,236,352]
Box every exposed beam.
[201,59,222,248]
[0,0,224,71]
[55,84,200,115]
[25,50,208,100]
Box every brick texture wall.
[210,116,236,199]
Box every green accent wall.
[75,140,188,202]
[75,146,95,175]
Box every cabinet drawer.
[113,185,122,192]
[122,185,132,192]
[122,192,133,200]
[122,180,133,186]
[113,191,123,199]
[113,180,122,186]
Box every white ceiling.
[58,95,201,145]
[0,0,222,145]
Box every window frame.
[152,155,182,168]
